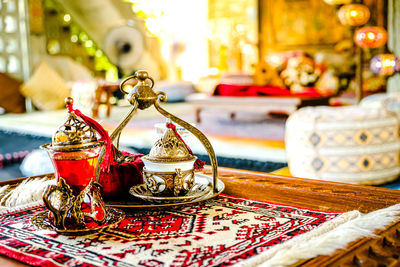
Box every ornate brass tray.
[106,173,224,209]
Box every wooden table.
[92,79,137,118]
[92,83,120,118]
[1,167,400,266]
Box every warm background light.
[323,0,352,5]
[126,0,257,82]
[128,0,209,82]
[354,26,388,48]
[337,4,370,26]
[370,54,400,76]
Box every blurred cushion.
[20,61,70,110]
[0,73,25,113]
[254,62,284,87]
[361,93,400,116]
[219,73,254,85]
[286,105,400,185]
[360,93,387,109]
[381,93,400,115]
[19,149,54,177]
[43,55,93,82]
[315,69,339,96]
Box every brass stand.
[99,71,219,194]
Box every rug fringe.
[239,204,400,267]
[0,176,54,214]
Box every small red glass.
[39,96,110,231]
[41,142,106,230]
[44,147,101,195]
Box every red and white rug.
[0,195,345,266]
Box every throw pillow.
[20,61,70,110]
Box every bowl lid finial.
[144,122,195,162]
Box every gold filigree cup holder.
[31,207,125,236]
[32,177,125,236]
[100,70,221,207]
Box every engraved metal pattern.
[144,173,166,194]
[42,177,75,230]
[182,171,195,191]
[45,104,102,153]
[144,128,194,162]
[120,70,157,109]
[130,182,211,204]
[52,112,97,148]
[75,180,107,224]
[143,168,195,197]
[42,177,112,233]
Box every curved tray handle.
[97,70,218,193]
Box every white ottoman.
[285,106,400,184]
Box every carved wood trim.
[301,220,400,266]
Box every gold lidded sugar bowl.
[142,121,197,197]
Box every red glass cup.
[41,142,106,230]
[42,144,102,195]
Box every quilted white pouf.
[285,106,400,185]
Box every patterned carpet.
[0,195,344,266]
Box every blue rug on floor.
[0,130,51,180]
[380,179,400,190]
[0,130,287,181]
[131,147,287,174]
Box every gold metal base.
[143,168,195,197]
[31,207,125,236]
[130,181,211,204]
[107,173,224,209]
